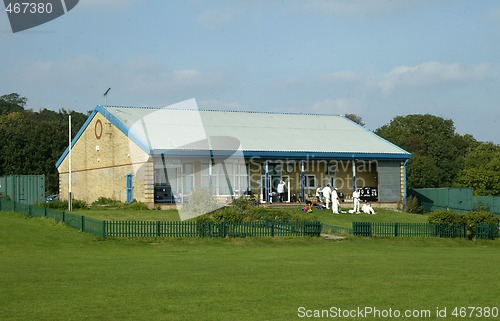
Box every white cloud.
[379,61,494,95]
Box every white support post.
[287,180,290,203]
[68,115,72,212]
[352,159,356,192]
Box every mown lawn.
[73,207,181,221]
[1,211,498,321]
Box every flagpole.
[68,114,72,211]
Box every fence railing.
[1,199,497,240]
[0,199,321,238]
[105,220,322,238]
[352,222,499,239]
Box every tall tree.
[375,114,474,189]
[0,93,26,114]
[0,93,88,194]
[454,142,500,195]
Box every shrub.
[427,210,464,224]
[406,195,423,214]
[91,197,121,207]
[427,209,465,238]
[122,199,149,210]
[72,199,88,210]
[41,199,88,210]
[464,211,499,239]
[185,189,219,217]
[197,195,317,223]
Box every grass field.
[74,207,181,221]
[1,211,499,321]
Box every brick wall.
[57,112,154,206]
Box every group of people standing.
[315,185,375,214]
[317,184,342,214]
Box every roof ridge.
[103,105,343,117]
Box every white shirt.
[277,182,285,193]
[322,186,332,198]
[353,190,360,199]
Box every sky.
[1,0,499,144]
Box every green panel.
[410,188,473,213]
[473,196,500,215]
[0,175,45,205]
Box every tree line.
[0,93,88,194]
[375,114,500,196]
[1,93,499,196]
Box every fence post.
[102,221,107,239]
[157,221,161,237]
[81,215,85,232]
[394,223,399,237]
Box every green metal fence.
[410,188,500,215]
[105,220,322,238]
[476,224,500,240]
[1,199,497,239]
[0,199,321,238]
[352,222,468,238]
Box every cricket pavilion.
[56,105,411,209]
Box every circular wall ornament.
[95,119,103,139]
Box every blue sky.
[1,0,499,144]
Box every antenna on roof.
[103,87,111,106]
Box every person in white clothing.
[315,187,322,202]
[322,184,332,209]
[362,201,376,214]
[352,188,361,213]
[331,187,339,214]
[277,180,286,202]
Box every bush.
[427,210,465,238]
[40,199,88,210]
[91,197,121,207]
[406,195,423,214]
[122,199,149,210]
[197,195,317,223]
[464,211,499,239]
[185,189,219,217]
[427,210,464,224]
